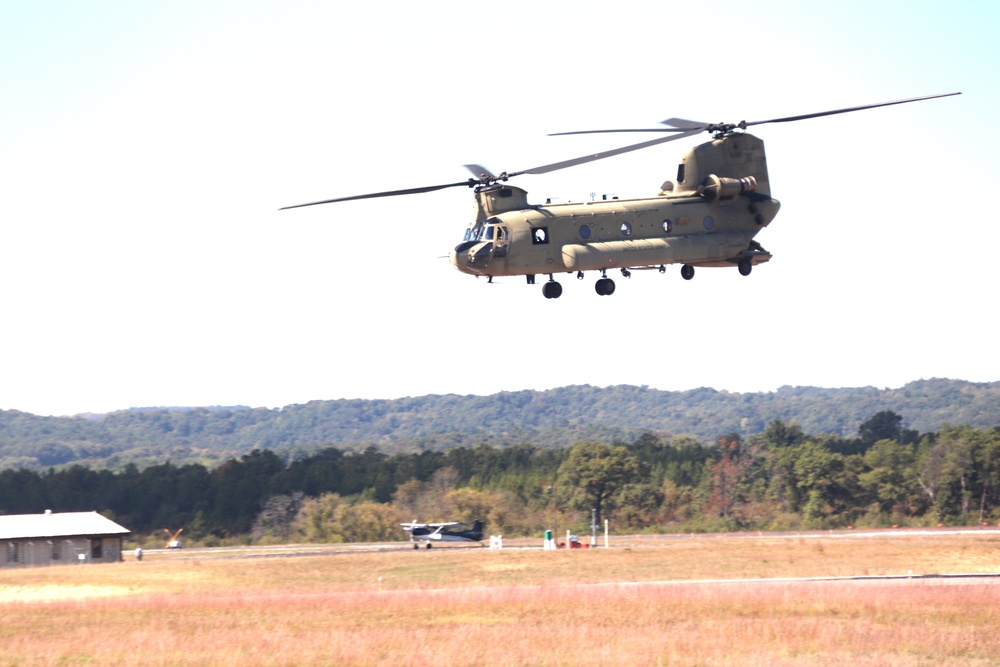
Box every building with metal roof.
[0,510,130,567]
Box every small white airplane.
[400,520,485,549]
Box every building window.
[50,540,61,561]
[91,539,103,560]
[7,542,18,563]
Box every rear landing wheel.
[542,281,563,299]
[595,278,616,296]
[681,265,695,280]
[738,259,752,276]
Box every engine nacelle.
[699,174,757,202]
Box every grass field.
[2,532,999,666]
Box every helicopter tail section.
[670,133,772,198]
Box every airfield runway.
[145,525,1000,558]
[140,526,1000,589]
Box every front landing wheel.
[542,281,563,299]
[681,264,695,281]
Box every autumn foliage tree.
[706,436,758,524]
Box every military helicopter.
[282,93,959,299]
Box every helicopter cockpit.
[452,219,511,275]
[463,219,501,243]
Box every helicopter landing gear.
[681,264,695,281]
[595,277,616,296]
[542,279,563,299]
[738,259,752,276]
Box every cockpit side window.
[531,227,549,245]
[494,226,510,259]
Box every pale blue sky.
[1,1,997,415]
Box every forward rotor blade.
[513,127,707,176]
[279,179,475,210]
[744,92,961,127]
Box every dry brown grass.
[2,533,999,666]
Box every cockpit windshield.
[463,223,494,243]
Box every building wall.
[2,536,123,568]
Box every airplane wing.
[400,521,461,530]
[400,522,460,528]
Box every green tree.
[761,419,807,449]
[859,411,903,447]
[922,425,1000,524]
[556,441,640,526]
[859,440,919,520]
[771,441,845,526]
[973,429,1000,523]
[614,483,665,529]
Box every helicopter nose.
[450,241,487,275]
[449,241,473,271]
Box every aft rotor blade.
[279,179,476,210]
[548,126,696,136]
[661,118,710,129]
[513,127,707,176]
[744,92,961,127]
[464,164,497,179]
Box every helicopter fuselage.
[450,132,781,296]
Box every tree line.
[2,379,998,470]
[1,412,998,545]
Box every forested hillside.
[0,378,997,470]
[3,417,998,542]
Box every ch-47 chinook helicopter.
[282,93,959,299]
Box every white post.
[604,519,609,548]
